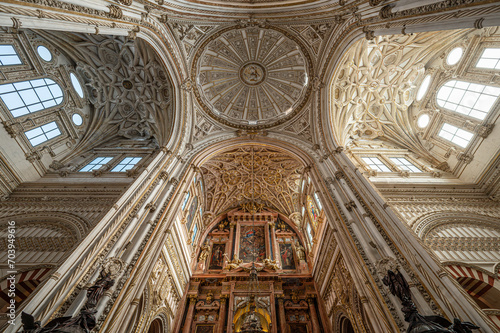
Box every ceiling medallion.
[192,26,312,129]
[239,62,266,86]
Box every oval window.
[72,113,83,126]
[70,73,84,98]
[447,47,463,65]
[416,75,431,101]
[417,114,430,128]
[37,45,52,62]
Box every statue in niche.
[199,244,210,262]
[294,242,306,261]
[206,290,214,305]
[240,311,264,333]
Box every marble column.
[228,221,236,260]
[218,295,228,333]
[269,222,278,260]
[308,297,320,333]
[183,295,197,333]
[277,295,287,333]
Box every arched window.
[0,78,63,117]
[0,44,22,66]
[436,80,500,120]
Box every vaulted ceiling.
[200,145,304,217]
[329,30,468,163]
[39,31,174,161]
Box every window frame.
[0,77,65,118]
[475,47,500,70]
[79,156,114,172]
[389,157,422,173]
[0,44,23,67]
[361,156,392,173]
[24,121,62,147]
[0,39,29,72]
[438,123,474,148]
[110,156,143,173]
[436,80,500,121]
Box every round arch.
[148,318,163,333]
[412,212,500,239]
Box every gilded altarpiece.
[175,209,331,332]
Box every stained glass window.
[182,192,190,210]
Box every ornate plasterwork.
[330,31,464,163]
[39,32,174,161]
[193,109,227,142]
[170,23,216,60]
[200,146,303,216]
[193,26,311,129]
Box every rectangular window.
[438,123,474,148]
[80,157,113,172]
[361,157,391,172]
[436,80,500,120]
[390,157,422,173]
[111,157,142,172]
[476,48,500,70]
[182,192,190,210]
[0,78,64,118]
[24,121,61,146]
[0,45,22,66]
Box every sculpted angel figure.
[223,253,242,270]
[263,257,281,270]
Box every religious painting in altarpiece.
[279,243,296,270]
[209,243,225,270]
[239,225,266,263]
